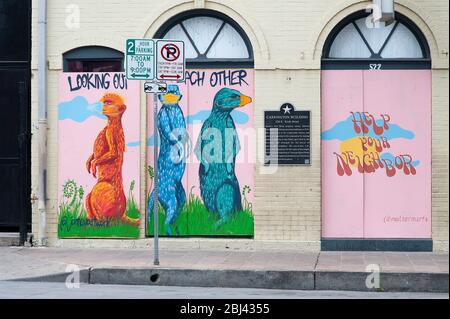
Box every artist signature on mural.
[384,216,429,223]
[59,217,112,233]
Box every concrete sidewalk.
[0,247,448,292]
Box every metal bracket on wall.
[30,194,38,205]
[194,0,206,9]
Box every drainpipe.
[38,0,47,246]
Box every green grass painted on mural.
[58,208,139,238]
[58,179,139,238]
[147,191,254,237]
[125,180,140,220]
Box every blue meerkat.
[194,88,252,220]
[148,85,190,236]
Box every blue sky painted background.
[128,109,250,148]
[58,96,105,123]
[59,96,250,148]
[321,115,415,141]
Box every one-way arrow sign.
[144,81,167,94]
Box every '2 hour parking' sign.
[126,39,156,80]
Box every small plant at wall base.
[58,178,139,238]
[147,186,254,237]
[126,180,139,220]
[60,180,85,218]
[242,185,253,212]
[147,165,155,199]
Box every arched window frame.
[322,11,431,70]
[154,9,254,69]
[63,46,124,72]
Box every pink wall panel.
[363,70,432,238]
[321,69,432,239]
[146,69,255,236]
[57,72,141,238]
[321,70,364,238]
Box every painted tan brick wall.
[253,70,321,242]
[30,0,449,249]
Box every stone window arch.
[63,46,124,72]
[322,11,431,69]
[155,10,254,69]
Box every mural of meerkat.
[85,93,139,226]
[195,88,252,220]
[148,85,190,236]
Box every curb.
[315,271,449,293]
[8,268,91,284]
[90,268,315,290]
[6,267,449,293]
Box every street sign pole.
[126,38,185,266]
[153,92,160,266]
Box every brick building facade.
[23,0,449,250]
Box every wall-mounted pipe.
[38,0,47,246]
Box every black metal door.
[0,0,31,239]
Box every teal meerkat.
[194,88,252,219]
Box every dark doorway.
[0,0,32,243]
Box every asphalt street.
[0,281,447,299]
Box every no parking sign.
[156,40,185,82]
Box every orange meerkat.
[85,93,139,226]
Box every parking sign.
[126,39,155,80]
[156,40,185,82]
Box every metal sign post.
[153,92,160,266]
[126,38,185,266]
[143,82,167,266]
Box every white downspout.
[38,0,47,246]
